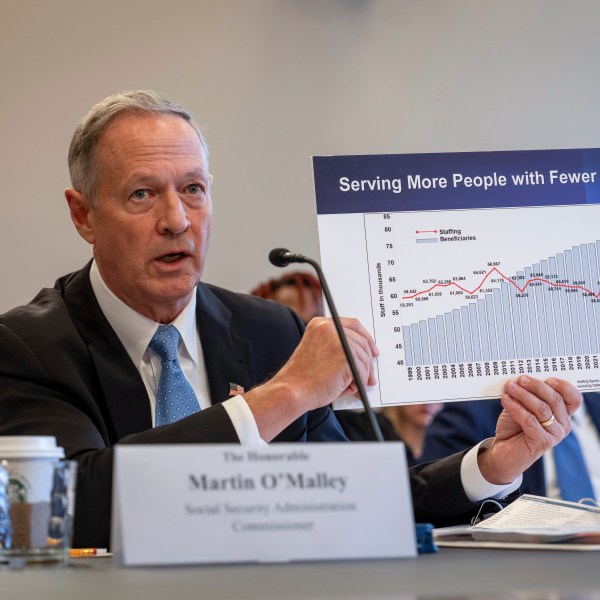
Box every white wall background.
[2,0,600,313]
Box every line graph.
[402,265,600,301]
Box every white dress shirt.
[89,260,261,444]
[89,261,518,501]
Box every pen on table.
[69,548,108,557]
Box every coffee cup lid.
[0,436,65,459]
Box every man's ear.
[65,188,95,245]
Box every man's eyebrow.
[119,169,209,189]
[122,171,158,184]
[182,170,209,180]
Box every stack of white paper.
[435,495,600,550]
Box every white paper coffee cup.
[0,437,65,504]
[0,436,76,565]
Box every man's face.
[68,112,212,322]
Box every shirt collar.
[89,260,199,368]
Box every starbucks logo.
[8,478,27,503]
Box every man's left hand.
[477,376,582,485]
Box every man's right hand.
[244,317,378,441]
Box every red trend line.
[416,229,437,234]
[401,266,600,300]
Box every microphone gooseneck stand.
[269,248,384,442]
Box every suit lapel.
[63,264,151,440]
[196,284,254,405]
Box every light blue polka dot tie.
[149,325,200,426]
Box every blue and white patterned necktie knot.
[149,324,200,426]
[150,325,180,362]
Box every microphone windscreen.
[269,248,291,267]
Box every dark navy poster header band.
[313,148,600,215]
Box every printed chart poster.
[313,149,600,407]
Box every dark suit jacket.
[419,394,600,496]
[0,264,480,547]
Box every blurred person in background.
[250,271,323,325]
[382,403,443,458]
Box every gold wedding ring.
[539,414,555,428]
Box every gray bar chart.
[403,241,600,367]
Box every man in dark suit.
[0,91,583,548]
[419,394,600,498]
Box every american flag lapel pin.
[229,382,245,396]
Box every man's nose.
[157,191,190,235]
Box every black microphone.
[269,248,384,442]
[268,248,308,268]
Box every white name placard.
[112,442,416,566]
